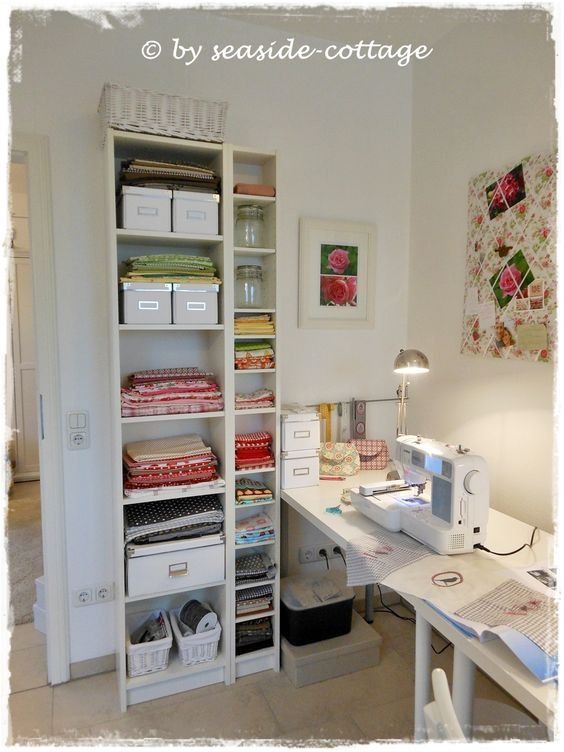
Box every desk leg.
[364,585,374,623]
[452,648,475,739]
[414,614,432,741]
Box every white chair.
[424,668,466,741]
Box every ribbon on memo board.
[461,152,556,362]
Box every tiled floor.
[8,605,548,745]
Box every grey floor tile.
[53,671,125,734]
[10,622,46,651]
[276,713,368,744]
[8,685,53,743]
[9,644,48,693]
[352,695,415,742]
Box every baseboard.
[70,653,116,680]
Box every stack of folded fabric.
[124,495,224,545]
[233,183,275,197]
[120,159,220,193]
[235,478,273,505]
[121,254,221,285]
[234,341,275,370]
[235,551,276,585]
[123,434,222,497]
[235,585,273,617]
[236,618,273,653]
[234,314,275,336]
[234,389,274,411]
[121,367,224,417]
[235,512,275,545]
[235,432,274,471]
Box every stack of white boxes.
[280,409,320,489]
[117,186,220,326]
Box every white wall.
[407,11,556,533]
[10,9,412,662]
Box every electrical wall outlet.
[95,583,114,602]
[299,544,343,564]
[73,588,93,606]
[73,582,114,606]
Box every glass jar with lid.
[235,204,265,248]
[236,265,263,308]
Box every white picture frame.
[299,217,376,329]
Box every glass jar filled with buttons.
[236,265,263,308]
[235,204,265,248]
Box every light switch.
[67,411,90,450]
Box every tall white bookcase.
[104,129,280,710]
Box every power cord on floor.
[375,584,452,655]
[474,526,538,556]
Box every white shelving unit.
[105,130,279,710]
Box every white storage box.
[126,609,173,677]
[281,448,319,489]
[33,603,47,635]
[119,282,172,324]
[172,283,219,324]
[35,576,46,610]
[169,608,222,666]
[118,186,172,232]
[281,611,382,687]
[281,412,320,452]
[173,191,219,235]
[126,534,225,598]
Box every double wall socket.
[299,544,343,564]
[72,583,114,607]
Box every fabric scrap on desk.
[455,579,558,658]
[346,529,433,586]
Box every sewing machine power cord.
[474,526,539,557]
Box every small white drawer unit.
[172,283,219,324]
[126,535,225,598]
[119,282,172,325]
[281,412,320,452]
[118,186,172,232]
[172,191,219,235]
[281,448,319,489]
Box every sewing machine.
[350,435,489,554]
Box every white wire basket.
[126,609,173,678]
[99,82,228,144]
[169,608,222,666]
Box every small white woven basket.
[99,82,228,144]
[169,608,221,666]
[126,609,173,678]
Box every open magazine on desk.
[426,564,558,684]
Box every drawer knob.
[169,562,188,577]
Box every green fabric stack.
[121,254,221,284]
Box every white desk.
[281,471,557,739]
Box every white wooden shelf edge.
[125,579,227,603]
[121,411,225,424]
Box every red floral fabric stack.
[235,431,275,471]
[121,367,224,417]
[123,434,221,497]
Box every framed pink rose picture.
[299,217,375,329]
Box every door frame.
[11,132,70,684]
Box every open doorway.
[6,153,43,630]
[6,133,70,686]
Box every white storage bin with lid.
[172,283,219,324]
[281,448,319,489]
[281,411,320,452]
[126,534,225,598]
[118,186,172,232]
[126,609,173,677]
[172,191,219,235]
[119,282,172,324]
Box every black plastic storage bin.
[280,572,355,646]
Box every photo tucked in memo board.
[461,153,556,362]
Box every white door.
[9,158,40,481]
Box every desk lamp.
[393,348,430,436]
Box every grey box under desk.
[281,610,382,688]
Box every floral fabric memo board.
[461,153,556,362]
